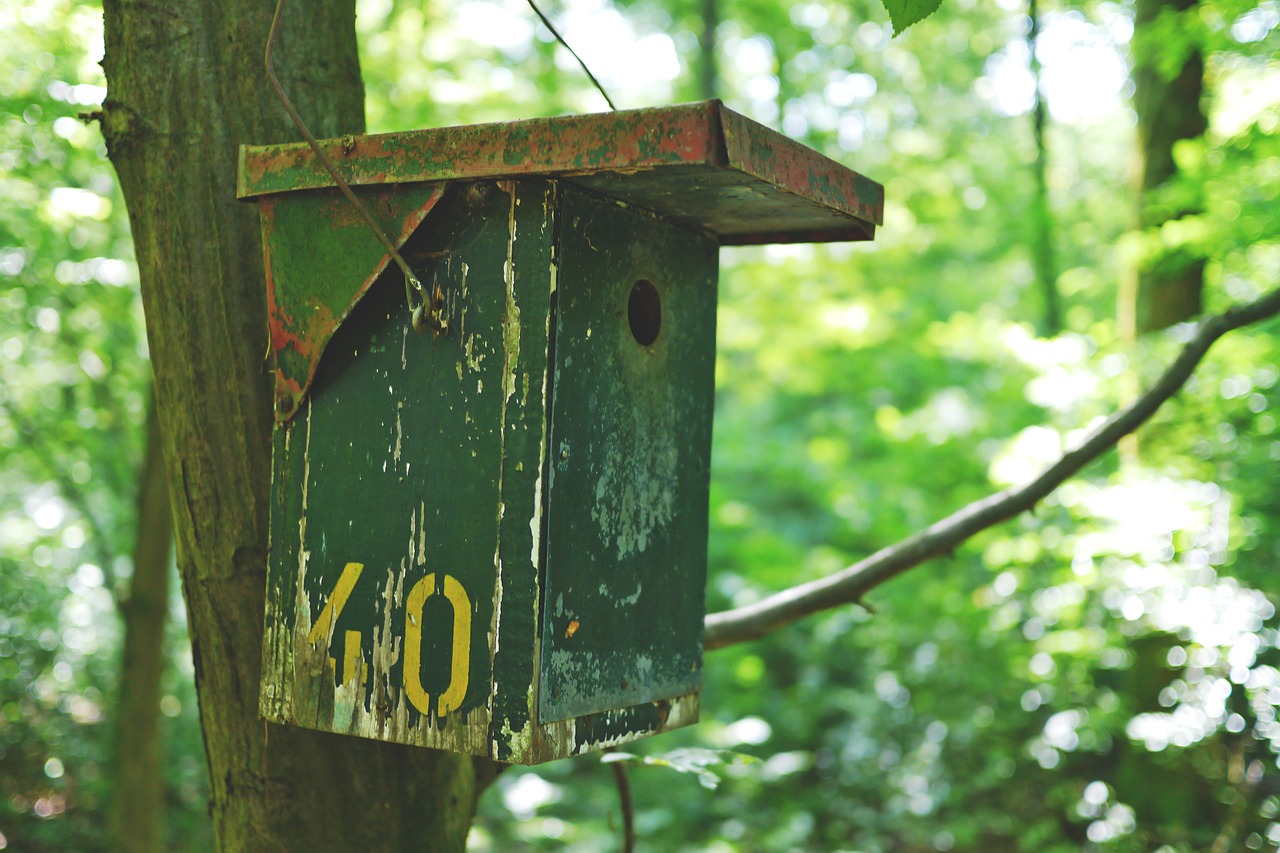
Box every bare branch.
[704,286,1280,651]
[610,755,636,853]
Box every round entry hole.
[628,279,661,346]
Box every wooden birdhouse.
[237,100,883,764]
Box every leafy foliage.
[880,0,945,34]
[602,748,760,790]
[7,0,1280,850]
[0,0,208,848]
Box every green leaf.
[880,0,944,34]
[602,748,759,791]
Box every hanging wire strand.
[264,0,613,329]
[265,0,427,317]
[524,0,618,110]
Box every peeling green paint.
[259,181,708,763]
[249,102,882,763]
[537,187,716,723]
[260,184,445,420]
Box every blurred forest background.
[3,0,1280,849]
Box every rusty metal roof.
[237,100,883,245]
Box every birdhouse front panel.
[258,179,714,763]
[261,180,561,760]
[240,101,884,765]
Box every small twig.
[610,756,635,853]
[704,286,1280,650]
[525,0,617,111]
[264,0,425,312]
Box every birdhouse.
[237,100,883,764]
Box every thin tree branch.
[265,0,427,323]
[704,286,1280,651]
[610,757,635,853]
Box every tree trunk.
[700,0,720,100]
[1028,0,1060,336]
[111,402,172,853]
[99,1,493,848]
[1120,0,1207,336]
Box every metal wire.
[265,0,426,316]
[263,0,616,332]
[524,0,618,110]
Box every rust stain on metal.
[245,101,885,419]
[719,108,884,230]
[262,184,446,421]
[238,101,883,248]
[238,103,722,195]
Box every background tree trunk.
[110,402,172,853]
[99,1,493,847]
[700,0,720,100]
[1028,0,1060,335]
[1120,0,1207,336]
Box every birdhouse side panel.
[538,185,718,723]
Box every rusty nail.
[276,393,294,415]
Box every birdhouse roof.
[237,100,883,245]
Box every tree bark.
[1120,0,1207,336]
[100,1,491,848]
[110,402,172,853]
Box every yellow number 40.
[305,561,472,719]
